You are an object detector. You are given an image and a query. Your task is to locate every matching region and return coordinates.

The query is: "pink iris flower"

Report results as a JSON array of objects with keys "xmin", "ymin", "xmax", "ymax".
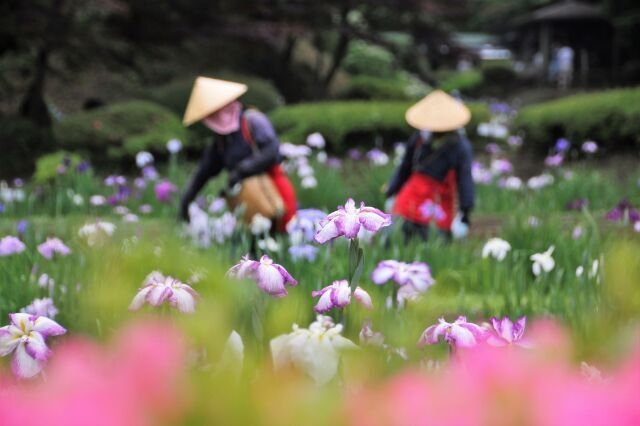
[
  {"xmin": 314, "ymin": 199, "xmax": 392, "ymax": 244},
  {"xmin": 312, "ymin": 280, "xmax": 373, "ymax": 313},
  {"xmin": 0, "ymin": 313, "xmax": 67, "ymax": 379},
  {"xmin": 372, "ymin": 260, "xmax": 435, "ymax": 293},
  {"xmin": 418, "ymin": 316, "xmax": 486, "ymax": 348},
  {"xmin": 486, "ymin": 316, "xmax": 532, "ymax": 347},
  {"xmin": 0, "ymin": 236, "xmax": 26, "ymax": 256},
  {"xmin": 37, "ymin": 237, "xmax": 71, "ymax": 260},
  {"xmin": 227, "ymin": 254, "xmax": 297, "ymax": 298},
  {"xmin": 154, "ymin": 180, "xmax": 178, "ymax": 203},
  {"xmin": 129, "ymin": 272, "xmax": 199, "ymax": 313}
]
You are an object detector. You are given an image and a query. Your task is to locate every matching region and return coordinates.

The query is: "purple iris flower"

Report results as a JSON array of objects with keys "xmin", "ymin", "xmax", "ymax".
[
  {"xmin": 76, "ymin": 161, "xmax": 90, "ymax": 173},
  {"xmin": 554, "ymin": 138, "xmax": 571, "ymax": 153},
  {"xmin": 21, "ymin": 298, "xmax": 59, "ymax": 319},
  {"xmin": 129, "ymin": 271, "xmax": 199, "ymax": 313},
  {"xmin": 0, "ymin": 313, "xmax": 66, "ymax": 379},
  {"xmin": 37, "ymin": 237, "xmax": 71, "ymax": 260},
  {"xmin": 490, "ymin": 102, "xmax": 511, "ymax": 115},
  {"xmin": 0, "ymin": 236, "xmax": 26, "ymax": 256},
  {"xmin": 372, "ymin": 260, "xmax": 435, "ymax": 293},
  {"xmin": 486, "ymin": 316, "xmax": 531, "ymax": 347},
  {"xmin": 565, "ymin": 198, "xmax": 588, "ymax": 211},
  {"xmin": 311, "ymin": 280, "xmax": 373, "ymax": 313},
  {"xmin": 418, "ymin": 316, "xmax": 486, "ymax": 348},
  {"xmin": 581, "ymin": 141, "xmax": 598, "ymax": 154},
  {"xmin": 348, "ymin": 149, "xmax": 362, "ymax": 160},
  {"xmin": 419, "ymin": 200, "xmax": 446, "ymax": 222},
  {"xmin": 485, "ymin": 143, "xmax": 502, "ymax": 155},
  {"xmin": 544, "ymin": 153, "xmax": 564, "ymax": 167},
  {"xmin": 314, "ymin": 199, "xmax": 391, "ymax": 244},
  {"xmin": 17, "ymin": 220, "xmax": 28, "ymax": 235},
  {"xmin": 104, "ymin": 175, "xmax": 126, "ymax": 187},
  {"xmin": 154, "ymin": 180, "xmax": 178, "ymax": 203},
  {"xmin": 227, "ymin": 255, "xmax": 297, "ymax": 298},
  {"xmin": 288, "ymin": 244, "xmax": 318, "ymax": 262},
  {"xmin": 142, "ymin": 165, "xmax": 159, "ymax": 181},
  {"xmin": 606, "ymin": 199, "xmax": 640, "ymax": 223},
  {"xmin": 326, "ymin": 157, "xmax": 342, "ymax": 169},
  {"xmin": 0, "ymin": 203, "xmax": 4, "ymax": 213}
]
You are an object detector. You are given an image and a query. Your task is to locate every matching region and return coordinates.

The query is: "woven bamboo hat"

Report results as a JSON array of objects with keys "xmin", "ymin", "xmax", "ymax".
[
  {"xmin": 405, "ymin": 90, "xmax": 471, "ymax": 132},
  {"xmin": 182, "ymin": 77, "xmax": 248, "ymax": 126}
]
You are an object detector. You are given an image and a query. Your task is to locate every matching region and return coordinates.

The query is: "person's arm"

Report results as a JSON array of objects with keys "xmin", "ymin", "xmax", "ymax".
[
  {"xmin": 456, "ymin": 138, "xmax": 475, "ymax": 224},
  {"xmin": 231, "ymin": 111, "xmax": 280, "ymax": 182},
  {"xmin": 179, "ymin": 143, "xmax": 223, "ymax": 221},
  {"xmin": 386, "ymin": 133, "xmax": 418, "ymax": 198}
]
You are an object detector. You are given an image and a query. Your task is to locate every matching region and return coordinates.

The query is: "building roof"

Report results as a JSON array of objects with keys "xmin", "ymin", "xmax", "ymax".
[{"xmin": 529, "ymin": 1, "xmax": 605, "ymax": 22}]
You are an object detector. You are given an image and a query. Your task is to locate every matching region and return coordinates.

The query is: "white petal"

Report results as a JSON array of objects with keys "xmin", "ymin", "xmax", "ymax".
[
  {"xmin": 171, "ymin": 288, "xmax": 197, "ymax": 313},
  {"xmin": 12, "ymin": 343, "xmax": 44, "ymax": 379},
  {"xmin": 270, "ymin": 334, "xmax": 293, "ymax": 370}
]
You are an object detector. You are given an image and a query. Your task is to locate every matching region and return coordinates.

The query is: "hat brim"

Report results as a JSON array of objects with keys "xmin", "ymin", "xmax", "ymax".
[
  {"xmin": 405, "ymin": 90, "xmax": 471, "ymax": 132},
  {"xmin": 183, "ymin": 77, "xmax": 248, "ymax": 126}
]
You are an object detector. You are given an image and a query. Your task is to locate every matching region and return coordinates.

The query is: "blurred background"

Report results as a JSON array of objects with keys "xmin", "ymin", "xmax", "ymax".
[{"xmin": 1, "ymin": 0, "xmax": 639, "ymax": 179}]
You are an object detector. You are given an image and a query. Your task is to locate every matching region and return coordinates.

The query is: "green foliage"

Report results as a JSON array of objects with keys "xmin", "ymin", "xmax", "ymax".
[
  {"xmin": 439, "ymin": 70, "xmax": 484, "ymax": 94},
  {"xmin": 33, "ymin": 151, "xmax": 83, "ymax": 183},
  {"xmin": 53, "ymin": 101, "xmax": 188, "ymax": 166},
  {"xmin": 269, "ymin": 100, "xmax": 490, "ymax": 151},
  {"xmin": 515, "ymin": 88, "xmax": 640, "ymax": 154},
  {"xmin": 338, "ymin": 73, "xmax": 428, "ymax": 101},
  {"xmin": 343, "ymin": 40, "xmax": 396, "ymax": 78},
  {"xmin": 147, "ymin": 73, "xmax": 285, "ymax": 116},
  {"xmin": 0, "ymin": 116, "xmax": 53, "ymax": 179}
]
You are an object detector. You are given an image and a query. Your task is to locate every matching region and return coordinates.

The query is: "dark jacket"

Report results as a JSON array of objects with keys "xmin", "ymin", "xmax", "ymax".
[
  {"xmin": 179, "ymin": 109, "xmax": 282, "ymax": 220},
  {"xmin": 386, "ymin": 131, "xmax": 475, "ymax": 213}
]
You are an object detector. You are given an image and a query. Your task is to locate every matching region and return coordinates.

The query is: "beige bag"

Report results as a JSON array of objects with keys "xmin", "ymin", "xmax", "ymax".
[{"xmin": 226, "ymin": 174, "xmax": 284, "ymax": 223}]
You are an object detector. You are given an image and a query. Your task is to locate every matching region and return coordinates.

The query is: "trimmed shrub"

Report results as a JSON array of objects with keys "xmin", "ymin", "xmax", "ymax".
[
  {"xmin": 439, "ymin": 70, "xmax": 484, "ymax": 95},
  {"xmin": 53, "ymin": 101, "xmax": 188, "ymax": 166},
  {"xmin": 147, "ymin": 73, "xmax": 284, "ymax": 116},
  {"xmin": 338, "ymin": 73, "xmax": 429, "ymax": 101},
  {"xmin": 33, "ymin": 151, "xmax": 83, "ymax": 183},
  {"xmin": 515, "ymin": 88, "xmax": 640, "ymax": 154},
  {"xmin": 343, "ymin": 41, "xmax": 396, "ymax": 78},
  {"xmin": 269, "ymin": 101, "xmax": 489, "ymax": 151},
  {"xmin": 0, "ymin": 116, "xmax": 53, "ymax": 179}
]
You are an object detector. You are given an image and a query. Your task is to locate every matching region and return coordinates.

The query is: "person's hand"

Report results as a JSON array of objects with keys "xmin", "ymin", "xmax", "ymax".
[{"xmin": 227, "ymin": 170, "xmax": 241, "ymax": 189}]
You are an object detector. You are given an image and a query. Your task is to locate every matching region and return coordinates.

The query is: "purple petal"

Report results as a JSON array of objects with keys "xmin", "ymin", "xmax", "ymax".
[
  {"xmin": 147, "ymin": 285, "xmax": 173, "ymax": 306},
  {"xmin": 358, "ymin": 208, "xmax": 392, "ymax": 232},
  {"xmin": 418, "ymin": 320, "xmax": 448, "ymax": 347},
  {"xmin": 337, "ymin": 213, "xmax": 361, "ymax": 239},
  {"xmin": 273, "ymin": 264, "xmax": 297, "ymax": 286},
  {"xmin": 256, "ymin": 264, "xmax": 287, "ymax": 297},
  {"xmin": 32, "ymin": 316, "xmax": 66, "ymax": 337},
  {"xmin": 371, "ymin": 262, "xmax": 396, "ymax": 285},
  {"xmin": 499, "ymin": 317, "xmax": 514, "ymax": 342},
  {"xmin": 129, "ymin": 286, "xmax": 153, "ymax": 310},
  {"xmin": 313, "ymin": 291, "xmax": 335, "ymax": 313},
  {"xmin": 354, "ymin": 287, "xmax": 373, "ymax": 309},
  {"xmin": 171, "ymin": 288, "xmax": 197, "ymax": 313},
  {"xmin": 311, "ymin": 287, "xmax": 329, "ymax": 298},
  {"xmin": 24, "ymin": 332, "xmax": 51, "ymax": 361},
  {"xmin": 314, "ymin": 219, "xmax": 341, "ymax": 244},
  {"xmin": 449, "ymin": 325, "xmax": 478, "ymax": 347},
  {"xmin": 12, "ymin": 344, "xmax": 44, "ymax": 379},
  {"xmin": 330, "ymin": 281, "xmax": 351, "ymax": 307},
  {"xmin": 513, "ymin": 316, "xmax": 526, "ymax": 340}
]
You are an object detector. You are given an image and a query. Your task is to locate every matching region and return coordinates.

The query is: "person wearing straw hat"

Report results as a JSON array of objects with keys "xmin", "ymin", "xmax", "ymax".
[
  {"xmin": 179, "ymin": 76, "xmax": 297, "ymax": 231},
  {"xmin": 384, "ymin": 90, "xmax": 475, "ymax": 242}
]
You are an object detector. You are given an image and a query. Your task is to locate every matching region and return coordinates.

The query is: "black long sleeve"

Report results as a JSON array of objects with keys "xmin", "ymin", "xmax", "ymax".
[
  {"xmin": 386, "ymin": 133, "xmax": 418, "ymax": 197},
  {"xmin": 456, "ymin": 138, "xmax": 475, "ymax": 212},
  {"xmin": 179, "ymin": 143, "xmax": 223, "ymax": 220}
]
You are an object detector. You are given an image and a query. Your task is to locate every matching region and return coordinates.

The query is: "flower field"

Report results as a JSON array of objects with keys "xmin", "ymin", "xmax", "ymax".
[{"xmin": 1, "ymin": 126, "xmax": 640, "ymax": 425}]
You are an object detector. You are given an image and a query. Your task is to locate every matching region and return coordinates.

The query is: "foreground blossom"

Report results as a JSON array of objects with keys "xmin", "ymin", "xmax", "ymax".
[
  {"xmin": 312, "ymin": 280, "xmax": 373, "ymax": 313},
  {"xmin": 0, "ymin": 236, "xmax": 26, "ymax": 256},
  {"xmin": 530, "ymin": 246, "xmax": 555, "ymax": 276},
  {"xmin": 129, "ymin": 272, "xmax": 198, "ymax": 313},
  {"xmin": 270, "ymin": 315, "xmax": 358, "ymax": 385},
  {"xmin": 154, "ymin": 180, "xmax": 178, "ymax": 203},
  {"xmin": 486, "ymin": 316, "xmax": 531, "ymax": 347},
  {"xmin": 418, "ymin": 316, "xmax": 486, "ymax": 348},
  {"xmin": 372, "ymin": 260, "xmax": 435, "ymax": 293},
  {"xmin": 0, "ymin": 313, "xmax": 66, "ymax": 378},
  {"xmin": 314, "ymin": 199, "xmax": 391, "ymax": 244},
  {"xmin": 227, "ymin": 255, "xmax": 297, "ymax": 298},
  {"xmin": 482, "ymin": 238, "xmax": 511, "ymax": 261},
  {"xmin": 37, "ymin": 237, "xmax": 71, "ymax": 260}
]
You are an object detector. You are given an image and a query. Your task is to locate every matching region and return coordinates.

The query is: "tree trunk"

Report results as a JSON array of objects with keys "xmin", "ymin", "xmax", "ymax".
[
  {"xmin": 20, "ymin": 47, "xmax": 51, "ymax": 128},
  {"xmin": 322, "ymin": 28, "xmax": 351, "ymax": 88}
]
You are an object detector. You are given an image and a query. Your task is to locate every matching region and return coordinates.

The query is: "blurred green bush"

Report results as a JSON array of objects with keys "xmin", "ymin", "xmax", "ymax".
[
  {"xmin": 0, "ymin": 116, "xmax": 53, "ymax": 179},
  {"xmin": 439, "ymin": 70, "xmax": 484, "ymax": 95},
  {"xmin": 343, "ymin": 41, "xmax": 397, "ymax": 78},
  {"xmin": 515, "ymin": 87, "xmax": 640, "ymax": 154},
  {"xmin": 269, "ymin": 100, "xmax": 489, "ymax": 151},
  {"xmin": 53, "ymin": 101, "xmax": 188, "ymax": 166},
  {"xmin": 33, "ymin": 151, "xmax": 83, "ymax": 183},
  {"xmin": 338, "ymin": 74, "xmax": 428, "ymax": 101}
]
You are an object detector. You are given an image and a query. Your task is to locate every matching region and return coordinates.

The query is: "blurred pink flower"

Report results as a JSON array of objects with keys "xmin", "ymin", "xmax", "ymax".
[
  {"xmin": 371, "ymin": 260, "xmax": 435, "ymax": 293},
  {"xmin": 0, "ymin": 321, "xmax": 188, "ymax": 426},
  {"xmin": 37, "ymin": 237, "xmax": 71, "ymax": 260},
  {"xmin": 486, "ymin": 316, "xmax": 532, "ymax": 347},
  {"xmin": 314, "ymin": 199, "xmax": 391, "ymax": 244},
  {"xmin": 154, "ymin": 180, "xmax": 178, "ymax": 203},
  {"xmin": 0, "ymin": 313, "xmax": 66, "ymax": 379},
  {"xmin": 0, "ymin": 236, "xmax": 26, "ymax": 256}
]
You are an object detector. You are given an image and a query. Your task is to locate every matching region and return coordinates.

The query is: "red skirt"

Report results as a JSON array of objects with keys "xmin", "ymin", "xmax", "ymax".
[
  {"xmin": 268, "ymin": 165, "xmax": 297, "ymax": 231},
  {"xmin": 393, "ymin": 171, "xmax": 456, "ymax": 230}
]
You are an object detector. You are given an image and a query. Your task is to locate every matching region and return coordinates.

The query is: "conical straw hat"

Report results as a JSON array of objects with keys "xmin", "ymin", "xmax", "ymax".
[
  {"xmin": 405, "ymin": 90, "xmax": 471, "ymax": 132},
  {"xmin": 182, "ymin": 77, "xmax": 248, "ymax": 126}
]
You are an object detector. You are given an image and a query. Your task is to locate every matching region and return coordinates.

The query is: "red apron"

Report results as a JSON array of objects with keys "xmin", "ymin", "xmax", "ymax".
[{"xmin": 393, "ymin": 171, "xmax": 456, "ymax": 231}]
